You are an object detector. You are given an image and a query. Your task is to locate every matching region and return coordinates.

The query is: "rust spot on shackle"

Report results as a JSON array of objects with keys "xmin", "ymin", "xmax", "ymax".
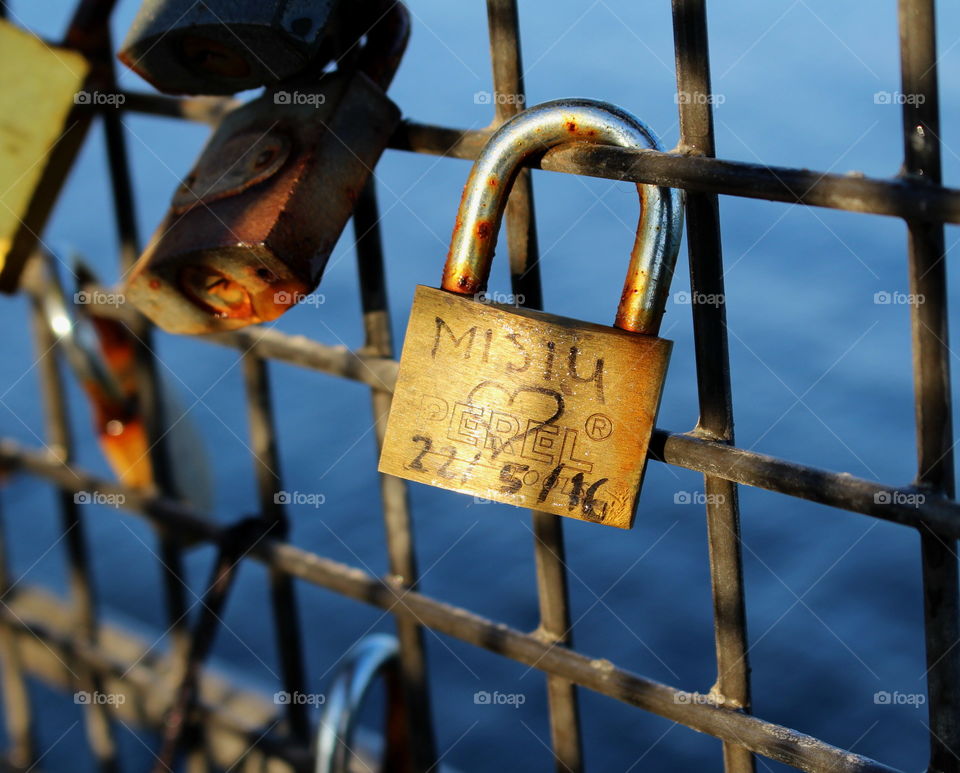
[{"xmin": 440, "ymin": 100, "xmax": 683, "ymax": 332}]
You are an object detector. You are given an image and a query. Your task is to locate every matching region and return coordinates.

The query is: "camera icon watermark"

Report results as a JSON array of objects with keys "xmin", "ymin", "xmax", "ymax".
[
  {"xmin": 674, "ymin": 491, "xmax": 726, "ymax": 506},
  {"xmin": 474, "ymin": 91, "xmax": 526, "ymax": 106},
  {"xmin": 74, "ymin": 289, "xmax": 125, "ymax": 308},
  {"xmin": 674, "ymin": 91, "xmax": 725, "ymax": 107},
  {"xmin": 874, "ymin": 490, "xmax": 925, "ymax": 508},
  {"xmin": 673, "ymin": 290, "xmax": 725, "ymax": 308},
  {"xmin": 874, "ymin": 91, "xmax": 925, "ymax": 106},
  {"xmin": 274, "ymin": 290, "xmax": 325, "ymax": 308},
  {"xmin": 874, "ymin": 690, "xmax": 925, "ymax": 707},
  {"xmin": 274, "ymin": 691, "xmax": 325, "ymax": 706},
  {"xmin": 274, "ymin": 90, "xmax": 327, "ymax": 108},
  {"xmin": 474, "ymin": 290, "xmax": 524, "ymax": 307},
  {"xmin": 474, "ymin": 690, "xmax": 526, "ymax": 708},
  {"xmin": 74, "ymin": 491, "xmax": 125, "ymax": 508},
  {"xmin": 74, "ymin": 90, "xmax": 126, "ymax": 108},
  {"xmin": 873, "ymin": 290, "xmax": 924, "ymax": 306},
  {"xmin": 274, "ymin": 491, "xmax": 326, "ymax": 508},
  {"xmin": 75, "ymin": 691, "xmax": 125, "ymax": 706},
  {"xmin": 472, "ymin": 488, "xmax": 502, "ymax": 505},
  {"xmin": 674, "ymin": 691, "xmax": 718, "ymax": 706}
]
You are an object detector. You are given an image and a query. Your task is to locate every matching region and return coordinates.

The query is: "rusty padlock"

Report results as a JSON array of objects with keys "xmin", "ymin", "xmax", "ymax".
[
  {"xmin": 122, "ymin": 3, "xmax": 409, "ymax": 334},
  {"xmin": 379, "ymin": 100, "xmax": 684, "ymax": 529},
  {"xmin": 119, "ymin": 0, "xmax": 357, "ymax": 95}
]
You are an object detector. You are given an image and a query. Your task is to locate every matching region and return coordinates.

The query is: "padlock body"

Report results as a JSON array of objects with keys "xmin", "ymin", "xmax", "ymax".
[
  {"xmin": 0, "ymin": 21, "xmax": 90, "ymax": 292},
  {"xmin": 379, "ymin": 287, "xmax": 672, "ymax": 529},
  {"xmin": 119, "ymin": 0, "xmax": 348, "ymax": 95},
  {"xmin": 125, "ymin": 69, "xmax": 400, "ymax": 334}
]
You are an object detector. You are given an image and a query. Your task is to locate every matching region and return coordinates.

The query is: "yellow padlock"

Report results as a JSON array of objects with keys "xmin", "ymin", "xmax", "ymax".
[
  {"xmin": 0, "ymin": 20, "xmax": 90, "ymax": 291},
  {"xmin": 379, "ymin": 100, "xmax": 684, "ymax": 529}
]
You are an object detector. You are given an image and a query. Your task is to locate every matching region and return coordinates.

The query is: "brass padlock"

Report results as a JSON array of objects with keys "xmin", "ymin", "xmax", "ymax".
[
  {"xmin": 379, "ymin": 100, "xmax": 684, "ymax": 529},
  {"xmin": 0, "ymin": 20, "xmax": 90, "ymax": 291},
  {"xmin": 123, "ymin": 3, "xmax": 409, "ymax": 334},
  {"xmin": 119, "ymin": 0, "xmax": 358, "ymax": 95}
]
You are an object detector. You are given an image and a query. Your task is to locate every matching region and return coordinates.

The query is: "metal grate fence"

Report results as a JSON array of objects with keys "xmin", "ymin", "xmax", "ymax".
[{"xmin": 0, "ymin": 0, "xmax": 958, "ymax": 771}]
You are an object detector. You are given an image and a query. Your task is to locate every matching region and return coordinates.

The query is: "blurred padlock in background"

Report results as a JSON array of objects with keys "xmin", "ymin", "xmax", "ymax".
[{"xmin": 119, "ymin": 0, "xmax": 353, "ymax": 96}]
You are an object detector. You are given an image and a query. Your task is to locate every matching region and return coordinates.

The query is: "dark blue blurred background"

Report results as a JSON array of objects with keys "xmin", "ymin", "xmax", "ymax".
[{"xmin": 2, "ymin": 0, "xmax": 960, "ymax": 770}]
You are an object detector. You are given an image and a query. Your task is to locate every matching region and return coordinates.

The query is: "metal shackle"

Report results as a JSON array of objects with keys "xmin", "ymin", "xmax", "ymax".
[{"xmin": 442, "ymin": 99, "xmax": 684, "ymax": 335}]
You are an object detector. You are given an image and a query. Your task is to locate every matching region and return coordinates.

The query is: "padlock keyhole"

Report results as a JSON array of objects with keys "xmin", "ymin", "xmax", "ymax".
[
  {"xmin": 179, "ymin": 35, "xmax": 252, "ymax": 80},
  {"xmin": 179, "ymin": 265, "xmax": 253, "ymax": 320}
]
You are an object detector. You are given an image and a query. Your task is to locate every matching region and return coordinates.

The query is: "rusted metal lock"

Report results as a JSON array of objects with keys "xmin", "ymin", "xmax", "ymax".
[
  {"xmin": 379, "ymin": 100, "xmax": 684, "ymax": 529},
  {"xmin": 122, "ymin": 3, "xmax": 408, "ymax": 334},
  {"xmin": 119, "ymin": 0, "xmax": 355, "ymax": 95}
]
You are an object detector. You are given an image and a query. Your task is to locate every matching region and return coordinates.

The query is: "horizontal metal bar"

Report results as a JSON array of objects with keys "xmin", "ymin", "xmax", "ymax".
[
  {"xmin": 396, "ymin": 122, "xmax": 960, "ymax": 224},
  {"xmin": 118, "ymin": 94, "xmax": 960, "ymax": 224},
  {"xmin": 650, "ymin": 431, "xmax": 960, "ymax": 536},
  {"xmin": 114, "ymin": 91, "xmax": 239, "ymax": 125},
  {"xmin": 207, "ymin": 326, "xmax": 399, "ymax": 391},
  {"xmin": 0, "ymin": 443, "xmax": 906, "ymax": 771}
]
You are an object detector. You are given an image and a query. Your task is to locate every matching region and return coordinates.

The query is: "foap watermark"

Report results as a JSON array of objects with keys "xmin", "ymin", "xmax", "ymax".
[
  {"xmin": 673, "ymin": 290, "xmax": 725, "ymax": 308},
  {"xmin": 274, "ymin": 290, "xmax": 325, "ymax": 307},
  {"xmin": 674, "ymin": 491, "xmax": 726, "ymax": 506},
  {"xmin": 874, "ymin": 490, "xmax": 925, "ymax": 508},
  {"xmin": 474, "ymin": 90, "xmax": 525, "ymax": 106},
  {"xmin": 274, "ymin": 90, "xmax": 326, "ymax": 108},
  {"xmin": 874, "ymin": 290, "xmax": 924, "ymax": 306},
  {"xmin": 75, "ymin": 289, "xmax": 125, "ymax": 308},
  {"xmin": 675, "ymin": 91, "xmax": 725, "ymax": 107},
  {"xmin": 473, "ymin": 488, "xmax": 502, "ymax": 505},
  {"xmin": 874, "ymin": 91, "xmax": 926, "ymax": 106},
  {"xmin": 274, "ymin": 690, "xmax": 325, "ymax": 706},
  {"xmin": 474, "ymin": 290, "xmax": 524, "ymax": 307},
  {"xmin": 674, "ymin": 691, "xmax": 720, "ymax": 706},
  {"xmin": 474, "ymin": 690, "xmax": 526, "ymax": 708},
  {"xmin": 274, "ymin": 491, "xmax": 326, "ymax": 508},
  {"xmin": 74, "ymin": 490, "xmax": 125, "ymax": 508},
  {"xmin": 874, "ymin": 690, "xmax": 925, "ymax": 707},
  {"xmin": 74, "ymin": 90, "xmax": 125, "ymax": 108},
  {"xmin": 75, "ymin": 691, "xmax": 125, "ymax": 706}
]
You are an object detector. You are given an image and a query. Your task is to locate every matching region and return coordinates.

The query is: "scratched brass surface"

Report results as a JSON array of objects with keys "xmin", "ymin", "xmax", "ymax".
[
  {"xmin": 0, "ymin": 21, "xmax": 89, "ymax": 289},
  {"xmin": 379, "ymin": 286, "xmax": 671, "ymax": 529}
]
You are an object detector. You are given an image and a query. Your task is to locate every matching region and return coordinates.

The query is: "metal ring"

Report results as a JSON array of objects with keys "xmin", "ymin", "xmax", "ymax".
[
  {"xmin": 33, "ymin": 250, "xmax": 123, "ymax": 405},
  {"xmin": 314, "ymin": 634, "xmax": 402, "ymax": 773},
  {"xmin": 441, "ymin": 98, "xmax": 684, "ymax": 335}
]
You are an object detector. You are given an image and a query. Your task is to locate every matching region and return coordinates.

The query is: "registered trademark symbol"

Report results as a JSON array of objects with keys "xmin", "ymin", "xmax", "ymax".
[{"xmin": 585, "ymin": 413, "xmax": 613, "ymax": 441}]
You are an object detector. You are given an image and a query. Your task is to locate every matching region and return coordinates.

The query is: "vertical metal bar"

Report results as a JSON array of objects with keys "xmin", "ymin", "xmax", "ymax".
[
  {"xmin": 486, "ymin": 2, "xmax": 583, "ymax": 771},
  {"xmin": 0, "ymin": 499, "xmax": 34, "ymax": 769},
  {"xmin": 670, "ymin": 3, "xmax": 753, "ymax": 772},
  {"xmin": 897, "ymin": 3, "xmax": 960, "ymax": 770},
  {"xmin": 153, "ymin": 517, "xmax": 263, "ymax": 773},
  {"xmin": 29, "ymin": 287, "xmax": 119, "ymax": 773},
  {"xmin": 98, "ymin": 33, "xmax": 191, "ymax": 669},
  {"xmin": 241, "ymin": 354, "xmax": 310, "ymax": 743},
  {"xmin": 97, "ymin": 28, "xmax": 206, "ymax": 769},
  {"xmin": 354, "ymin": 180, "xmax": 438, "ymax": 772}
]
